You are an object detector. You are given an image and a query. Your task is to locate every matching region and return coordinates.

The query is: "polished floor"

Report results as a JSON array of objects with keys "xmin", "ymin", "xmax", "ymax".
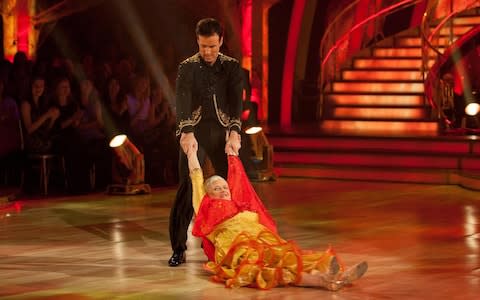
[{"xmin": 0, "ymin": 178, "xmax": 479, "ymax": 299}]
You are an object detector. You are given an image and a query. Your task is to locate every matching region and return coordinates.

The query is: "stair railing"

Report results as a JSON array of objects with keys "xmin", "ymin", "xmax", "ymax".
[
  {"xmin": 421, "ymin": 0, "xmax": 480, "ymax": 116},
  {"xmin": 319, "ymin": 0, "xmax": 422, "ymax": 120}
]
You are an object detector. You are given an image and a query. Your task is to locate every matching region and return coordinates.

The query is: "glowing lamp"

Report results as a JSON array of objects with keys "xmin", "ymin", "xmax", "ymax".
[
  {"xmin": 242, "ymin": 101, "xmax": 263, "ymax": 135},
  {"xmin": 465, "ymin": 103, "xmax": 480, "ymax": 116},
  {"xmin": 107, "ymin": 134, "xmax": 151, "ymax": 194},
  {"xmin": 109, "ymin": 134, "xmax": 128, "ymax": 148},
  {"xmin": 245, "ymin": 126, "xmax": 262, "ymax": 135},
  {"xmin": 239, "ymin": 101, "xmax": 275, "ymax": 182},
  {"xmin": 240, "ymin": 130, "xmax": 275, "ymax": 182}
]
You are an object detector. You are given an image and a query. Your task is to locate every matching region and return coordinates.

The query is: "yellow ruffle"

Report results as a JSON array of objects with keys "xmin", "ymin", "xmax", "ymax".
[{"xmin": 204, "ymin": 229, "xmax": 335, "ymax": 289}]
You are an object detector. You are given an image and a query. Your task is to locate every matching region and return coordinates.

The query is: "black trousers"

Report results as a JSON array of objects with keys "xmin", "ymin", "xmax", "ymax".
[{"xmin": 169, "ymin": 120, "xmax": 228, "ymax": 253}]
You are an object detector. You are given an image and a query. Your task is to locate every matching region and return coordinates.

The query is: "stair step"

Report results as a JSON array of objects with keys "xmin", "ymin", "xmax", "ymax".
[
  {"xmin": 274, "ymin": 165, "xmax": 480, "ymax": 189},
  {"xmin": 438, "ymin": 25, "xmax": 474, "ymax": 35},
  {"xmin": 273, "ymin": 151, "xmax": 480, "ymax": 171},
  {"xmin": 353, "ymin": 58, "xmax": 428, "ymax": 69},
  {"xmin": 274, "ymin": 151, "xmax": 460, "ymax": 169},
  {"xmin": 268, "ymin": 136, "xmax": 473, "ymax": 155},
  {"xmin": 462, "ymin": 156, "xmax": 480, "ymax": 169},
  {"xmin": 453, "ymin": 15, "xmax": 480, "ymax": 25},
  {"xmin": 395, "ymin": 27, "xmax": 420, "ymax": 37},
  {"xmin": 326, "ymin": 94, "xmax": 424, "ymax": 106},
  {"xmin": 342, "ymin": 69, "xmax": 423, "ymax": 81},
  {"xmin": 321, "ymin": 120, "xmax": 438, "ymax": 135},
  {"xmin": 474, "ymin": 142, "xmax": 480, "ymax": 154},
  {"xmin": 396, "ymin": 36, "xmax": 452, "ymax": 47},
  {"xmin": 331, "ymin": 107, "xmax": 427, "ymax": 119},
  {"xmin": 332, "ymin": 81, "xmax": 424, "ymax": 93},
  {"xmin": 373, "ymin": 47, "xmax": 422, "ymax": 57}
]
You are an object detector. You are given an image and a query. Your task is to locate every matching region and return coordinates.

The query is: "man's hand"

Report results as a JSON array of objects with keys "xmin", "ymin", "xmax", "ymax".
[
  {"xmin": 180, "ymin": 132, "xmax": 198, "ymax": 156},
  {"xmin": 225, "ymin": 130, "xmax": 241, "ymax": 156}
]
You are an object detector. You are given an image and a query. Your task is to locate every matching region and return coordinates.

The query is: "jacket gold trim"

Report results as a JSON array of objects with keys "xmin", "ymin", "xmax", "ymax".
[{"xmin": 176, "ymin": 106, "xmax": 202, "ymax": 136}]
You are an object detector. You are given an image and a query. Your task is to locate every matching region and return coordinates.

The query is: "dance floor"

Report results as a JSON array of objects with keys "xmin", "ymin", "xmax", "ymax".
[{"xmin": 1, "ymin": 178, "xmax": 479, "ymax": 299}]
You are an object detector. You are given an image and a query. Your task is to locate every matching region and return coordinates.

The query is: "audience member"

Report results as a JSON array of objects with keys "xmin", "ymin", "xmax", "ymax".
[
  {"xmin": 77, "ymin": 78, "xmax": 104, "ymax": 140},
  {"xmin": 77, "ymin": 78, "xmax": 110, "ymax": 189},
  {"xmin": 102, "ymin": 76, "xmax": 130, "ymax": 137},
  {"xmin": 0, "ymin": 45, "xmax": 183, "ymax": 194},
  {"xmin": 51, "ymin": 77, "xmax": 93, "ymax": 194},
  {"xmin": 127, "ymin": 74, "xmax": 151, "ymax": 144},
  {"xmin": 20, "ymin": 75, "xmax": 59, "ymax": 153},
  {"xmin": 143, "ymin": 83, "xmax": 178, "ymax": 185}
]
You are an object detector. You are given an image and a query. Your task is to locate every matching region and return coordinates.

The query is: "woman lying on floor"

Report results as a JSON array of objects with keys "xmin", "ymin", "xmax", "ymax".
[{"xmin": 187, "ymin": 146, "xmax": 368, "ymax": 290}]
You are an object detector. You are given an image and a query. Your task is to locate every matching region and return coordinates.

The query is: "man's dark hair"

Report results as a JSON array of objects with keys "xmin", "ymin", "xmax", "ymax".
[{"xmin": 196, "ymin": 18, "xmax": 223, "ymax": 39}]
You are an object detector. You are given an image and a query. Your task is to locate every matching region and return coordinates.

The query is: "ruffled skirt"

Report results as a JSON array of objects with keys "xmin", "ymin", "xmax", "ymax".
[{"xmin": 204, "ymin": 230, "xmax": 336, "ymax": 289}]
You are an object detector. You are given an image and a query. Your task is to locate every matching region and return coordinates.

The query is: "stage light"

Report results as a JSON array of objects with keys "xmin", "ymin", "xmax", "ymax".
[
  {"xmin": 240, "ymin": 130, "xmax": 275, "ymax": 182},
  {"xmin": 243, "ymin": 100, "xmax": 263, "ymax": 135},
  {"xmin": 107, "ymin": 134, "xmax": 151, "ymax": 195},
  {"xmin": 465, "ymin": 103, "xmax": 480, "ymax": 116},
  {"xmin": 245, "ymin": 126, "xmax": 262, "ymax": 135},
  {"xmin": 239, "ymin": 101, "xmax": 275, "ymax": 182}
]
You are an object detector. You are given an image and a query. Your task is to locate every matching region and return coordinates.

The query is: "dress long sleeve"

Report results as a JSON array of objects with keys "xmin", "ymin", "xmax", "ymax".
[{"xmin": 190, "ymin": 168, "xmax": 205, "ymax": 214}]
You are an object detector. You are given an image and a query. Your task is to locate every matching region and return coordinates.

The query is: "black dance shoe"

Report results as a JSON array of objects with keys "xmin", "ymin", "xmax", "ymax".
[{"xmin": 168, "ymin": 251, "xmax": 186, "ymax": 267}]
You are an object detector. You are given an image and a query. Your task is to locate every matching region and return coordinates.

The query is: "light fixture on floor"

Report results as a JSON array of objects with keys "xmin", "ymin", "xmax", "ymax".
[
  {"xmin": 465, "ymin": 103, "xmax": 480, "ymax": 117},
  {"xmin": 240, "ymin": 101, "xmax": 275, "ymax": 182},
  {"xmin": 242, "ymin": 100, "xmax": 263, "ymax": 135},
  {"xmin": 460, "ymin": 90, "xmax": 480, "ymax": 134},
  {"xmin": 107, "ymin": 134, "xmax": 151, "ymax": 195}
]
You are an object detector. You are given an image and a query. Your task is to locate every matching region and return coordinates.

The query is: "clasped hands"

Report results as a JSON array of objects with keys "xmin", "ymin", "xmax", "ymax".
[
  {"xmin": 180, "ymin": 131, "xmax": 241, "ymax": 157},
  {"xmin": 225, "ymin": 130, "xmax": 241, "ymax": 156}
]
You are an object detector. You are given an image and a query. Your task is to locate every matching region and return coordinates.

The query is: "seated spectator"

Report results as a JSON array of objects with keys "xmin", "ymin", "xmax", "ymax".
[
  {"xmin": 50, "ymin": 77, "xmax": 92, "ymax": 194},
  {"xmin": 102, "ymin": 76, "xmax": 130, "ymax": 137},
  {"xmin": 127, "ymin": 74, "xmax": 151, "ymax": 143},
  {"xmin": 77, "ymin": 78, "xmax": 105, "ymax": 140},
  {"xmin": 143, "ymin": 83, "xmax": 178, "ymax": 185},
  {"xmin": 147, "ymin": 83, "xmax": 176, "ymax": 131},
  {"xmin": 77, "ymin": 77, "xmax": 109, "ymax": 189},
  {"xmin": 20, "ymin": 75, "xmax": 59, "ymax": 153}
]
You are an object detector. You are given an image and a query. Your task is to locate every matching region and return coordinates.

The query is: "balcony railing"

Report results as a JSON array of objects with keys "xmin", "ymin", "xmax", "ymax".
[{"xmin": 421, "ymin": 0, "xmax": 480, "ymax": 115}]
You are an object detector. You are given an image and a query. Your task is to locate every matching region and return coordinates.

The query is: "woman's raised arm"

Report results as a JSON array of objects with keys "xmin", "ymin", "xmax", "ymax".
[{"xmin": 187, "ymin": 149, "xmax": 205, "ymax": 214}]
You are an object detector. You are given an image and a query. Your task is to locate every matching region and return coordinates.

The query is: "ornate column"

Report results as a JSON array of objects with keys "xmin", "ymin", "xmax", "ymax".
[
  {"xmin": 1, "ymin": 0, "xmax": 37, "ymax": 60},
  {"xmin": 2, "ymin": 0, "xmax": 17, "ymax": 59},
  {"xmin": 251, "ymin": 0, "xmax": 280, "ymax": 121}
]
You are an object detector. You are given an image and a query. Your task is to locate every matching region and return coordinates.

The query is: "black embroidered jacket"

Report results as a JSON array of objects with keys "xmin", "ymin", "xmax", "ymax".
[{"xmin": 175, "ymin": 53, "xmax": 243, "ymax": 136}]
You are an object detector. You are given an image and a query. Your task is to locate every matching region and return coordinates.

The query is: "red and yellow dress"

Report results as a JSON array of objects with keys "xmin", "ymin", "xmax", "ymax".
[{"xmin": 191, "ymin": 156, "xmax": 337, "ymax": 289}]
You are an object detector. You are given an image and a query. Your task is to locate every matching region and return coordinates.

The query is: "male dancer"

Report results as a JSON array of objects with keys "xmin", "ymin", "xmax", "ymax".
[{"xmin": 168, "ymin": 18, "xmax": 243, "ymax": 266}]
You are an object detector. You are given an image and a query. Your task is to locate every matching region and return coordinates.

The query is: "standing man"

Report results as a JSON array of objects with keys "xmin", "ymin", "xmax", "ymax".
[{"xmin": 168, "ymin": 18, "xmax": 243, "ymax": 266}]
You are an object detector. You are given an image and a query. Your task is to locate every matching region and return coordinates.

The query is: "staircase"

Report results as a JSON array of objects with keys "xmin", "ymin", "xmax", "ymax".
[
  {"xmin": 321, "ymin": 12, "xmax": 480, "ymax": 136},
  {"xmin": 268, "ymin": 9, "xmax": 480, "ymax": 190}
]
